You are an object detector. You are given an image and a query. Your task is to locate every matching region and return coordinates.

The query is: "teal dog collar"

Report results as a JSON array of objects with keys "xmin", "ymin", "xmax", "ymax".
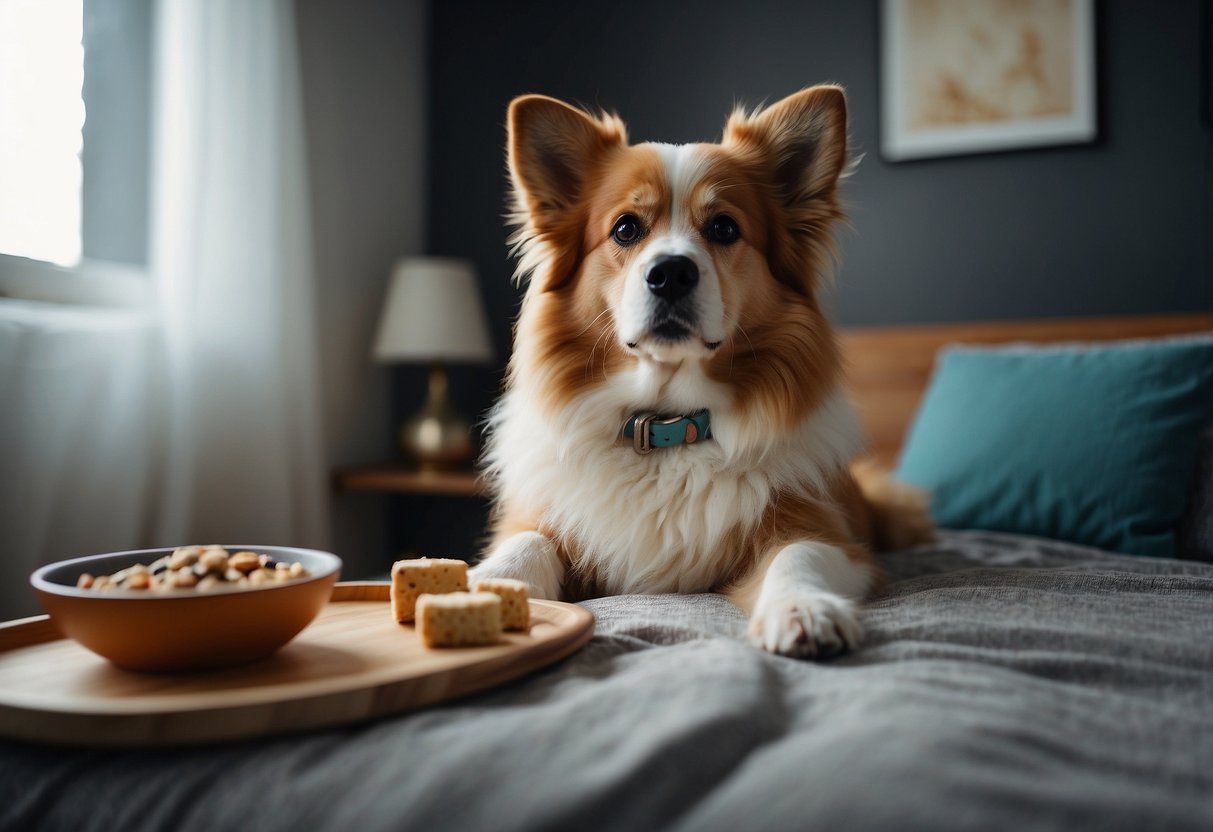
[{"xmin": 623, "ymin": 410, "xmax": 712, "ymax": 454}]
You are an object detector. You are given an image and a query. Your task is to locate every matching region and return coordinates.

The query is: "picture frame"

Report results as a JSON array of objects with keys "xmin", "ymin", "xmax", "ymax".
[{"xmin": 881, "ymin": 0, "xmax": 1097, "ymax": 161}]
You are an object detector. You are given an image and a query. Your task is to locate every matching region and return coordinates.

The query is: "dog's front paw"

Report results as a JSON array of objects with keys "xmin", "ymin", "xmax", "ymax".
[
  {"xmin": 747, "ymin": 593, "xmax": 862, "ymax": 659},
  {"xmin": 468, "ymin": 531, "xmax": 563, "ymax": 600},
  {"xmin": 468, "ymin": 563, "xmax": 552, "ymax": 600}
]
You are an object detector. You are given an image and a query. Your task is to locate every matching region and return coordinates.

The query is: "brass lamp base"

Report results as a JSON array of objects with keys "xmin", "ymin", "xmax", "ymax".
[{"xmin": 400, "ymin": 362, "xmax": 473, "ymax": 471}]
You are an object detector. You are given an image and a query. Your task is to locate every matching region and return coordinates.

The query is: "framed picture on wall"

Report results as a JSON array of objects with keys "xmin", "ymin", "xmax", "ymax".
[{"xmin": 881, "ymin": 0, "xmax": 1097, "ymax": 161}]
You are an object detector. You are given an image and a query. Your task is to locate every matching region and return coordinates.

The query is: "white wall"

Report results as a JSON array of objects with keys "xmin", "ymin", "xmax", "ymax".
[{"xmin": 295, "ymin": 0, "xmax": 429, "ymax": 578}]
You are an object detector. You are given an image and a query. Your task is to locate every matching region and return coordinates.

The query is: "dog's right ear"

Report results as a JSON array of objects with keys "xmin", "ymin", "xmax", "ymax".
[{"xmin": 507, "ymin": 95, "xmax": 627, "ymax": 227}]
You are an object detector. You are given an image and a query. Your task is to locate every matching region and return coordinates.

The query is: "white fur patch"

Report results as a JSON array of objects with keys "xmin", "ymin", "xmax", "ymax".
[
  {"xmin": 618, "ymin": 143, "xmax": 726, "ymax": 361},
  {"xmin": 756, "ymin": 540, "xmax": 874, "ymax": 602},
  {"xmin": 484, "ymin": 362, "xmax": 864, "ymax": 595},
  {"xmin": 653, "ymin": 142, "xmax": 708, "ymax": 230},
  {"xmin": 747, "ymin": 541, "xmax": 875, "ymax": 657}
]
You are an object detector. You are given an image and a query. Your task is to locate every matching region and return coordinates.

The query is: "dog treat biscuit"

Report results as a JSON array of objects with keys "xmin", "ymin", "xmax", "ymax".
[
  {"xmin": 415, "ymin": 592, "xmax": 502, "ymax": 647},
  {"xmin": 473, "ymin": 578, "xmax": 530, "ymax": 630},
  {"xmin": 390, "ymin": 558, "xmax": 468, "ymax": 623}
]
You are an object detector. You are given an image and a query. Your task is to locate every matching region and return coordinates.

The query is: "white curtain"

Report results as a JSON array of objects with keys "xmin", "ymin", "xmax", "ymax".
[
  {"xmin": 0, "ymin": 0, "xmax": 329, "ymax": 618},
  {"xmin": 150, "ymin": 0, "xmax": 329, "ymax": 548},
  {"xmin": 0, "ymin": 302, "xmax": 158, "ymax": 617}
]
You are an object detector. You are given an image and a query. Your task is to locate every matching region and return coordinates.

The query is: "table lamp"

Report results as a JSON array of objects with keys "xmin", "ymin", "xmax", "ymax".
[{"xmin": 372, "ymin": 257, "xmax": 494, "ymax": 470}]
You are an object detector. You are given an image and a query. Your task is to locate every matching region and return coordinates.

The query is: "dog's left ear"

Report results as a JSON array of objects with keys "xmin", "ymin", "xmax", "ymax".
[{"xmin": 724, "ymin": 85, "xmax": 848, "ymax": 209}]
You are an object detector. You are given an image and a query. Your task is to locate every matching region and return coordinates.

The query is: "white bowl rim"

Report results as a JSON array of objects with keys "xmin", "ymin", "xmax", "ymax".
[{"xmin": 30, "ymin": 545, "xmax": 343, "ymax": 601}]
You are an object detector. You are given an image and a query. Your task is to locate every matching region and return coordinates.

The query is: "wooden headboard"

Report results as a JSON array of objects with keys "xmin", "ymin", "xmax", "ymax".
[{"xmin": 840, "ymin": 313, "xmax": 1213, "ymax": 468}]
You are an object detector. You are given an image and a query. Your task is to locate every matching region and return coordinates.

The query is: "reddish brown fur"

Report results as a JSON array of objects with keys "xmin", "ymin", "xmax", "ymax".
[{"xmin": 494, "ymin": 87, "xmax": 933, "ymax": 604}]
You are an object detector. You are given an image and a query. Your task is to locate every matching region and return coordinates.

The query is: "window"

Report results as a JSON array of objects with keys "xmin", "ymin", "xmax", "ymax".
[
  {"xmin": 0, "ymin": 0, "xmax": 85, "ymax": 267},
  {"xmin": 0, "ymin": 0, "xmax": 152, "ymax": 307}
]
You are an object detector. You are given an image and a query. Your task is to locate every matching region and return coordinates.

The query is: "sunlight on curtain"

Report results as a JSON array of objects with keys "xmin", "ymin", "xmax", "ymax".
[
  {"xmin": 150, "ymin": 0, "xmax": 330, "ymax": 549},
  {"xmin": 0, "ymin": 0, "xmax": 331, "ymax": 618}
]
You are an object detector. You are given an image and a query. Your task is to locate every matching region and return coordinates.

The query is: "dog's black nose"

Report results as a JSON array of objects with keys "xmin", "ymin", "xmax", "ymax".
[{"xmin": 645, "ymin": 255, "xmax": 699, "ymax": 302}]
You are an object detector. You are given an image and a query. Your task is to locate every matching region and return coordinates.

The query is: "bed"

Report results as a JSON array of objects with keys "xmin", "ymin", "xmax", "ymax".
[{"xmin": 2, "ymin": 314, "xmax": 1212, "ymax": 832}]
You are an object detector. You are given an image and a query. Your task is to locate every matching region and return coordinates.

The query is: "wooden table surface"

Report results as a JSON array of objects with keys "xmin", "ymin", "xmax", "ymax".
[{"xmin": 0, "ymin": 584, "xmax": 593, "ymax": 746}]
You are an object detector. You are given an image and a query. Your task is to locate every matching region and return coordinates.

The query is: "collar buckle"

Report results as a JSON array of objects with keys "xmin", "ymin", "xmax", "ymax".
[
  {"xmin": 632, "ymin": 413, "xmax": 655, "ymax": 454},
  {"xmin": 631, "ymin": 412, "xmax": 686, "ymax": 455}
]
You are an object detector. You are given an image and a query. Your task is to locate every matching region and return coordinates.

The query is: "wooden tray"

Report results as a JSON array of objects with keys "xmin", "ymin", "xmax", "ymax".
[{"xmin": 0, "ymin": 582, "xmax": 593, "ymax": 747}]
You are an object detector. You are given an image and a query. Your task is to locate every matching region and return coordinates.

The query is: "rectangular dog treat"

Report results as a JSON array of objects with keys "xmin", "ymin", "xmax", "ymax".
[
  {"xmin": 473, "ymin": 578, "xmax": 530, "ymax": 630},
  {"xmin": 416, "ymin": 592, "xmax": 502, "ymax": 647},
  {"xmin": 390, "ymin": 558, "xmax": 468, "ymax": 623}
]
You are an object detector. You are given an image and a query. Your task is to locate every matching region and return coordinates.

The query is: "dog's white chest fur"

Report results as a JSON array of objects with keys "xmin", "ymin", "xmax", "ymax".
[{"xmin": 485, "ymin": 364, "xmax": 862, "ymax": 595}]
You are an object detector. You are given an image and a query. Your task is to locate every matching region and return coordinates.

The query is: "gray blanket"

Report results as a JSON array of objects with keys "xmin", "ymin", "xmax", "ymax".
[{"xmin": 3, "ymin": 531, "xmax": 1212, "ymax": 832}]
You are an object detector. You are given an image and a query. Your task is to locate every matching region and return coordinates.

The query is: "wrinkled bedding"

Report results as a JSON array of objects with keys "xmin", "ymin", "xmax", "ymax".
[{"xmin": 2, "ymin": 531, "xmax": 1212, "ymax": 832}]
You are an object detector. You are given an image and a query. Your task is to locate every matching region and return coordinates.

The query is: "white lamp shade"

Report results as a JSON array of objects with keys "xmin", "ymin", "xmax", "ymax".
[{"xmin": 372, "ymin": 257, "xmax": 494, "ymax": 364}]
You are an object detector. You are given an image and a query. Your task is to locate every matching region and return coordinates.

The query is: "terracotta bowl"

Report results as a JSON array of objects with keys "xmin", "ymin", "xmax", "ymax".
[{"xmin": 30, "ymin": 546, "xmax": 341, "ymax": 673}]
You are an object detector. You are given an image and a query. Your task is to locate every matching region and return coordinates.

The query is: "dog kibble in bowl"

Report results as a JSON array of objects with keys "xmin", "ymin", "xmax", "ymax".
[{"xmin": 75, "ymin": 545, "xmax": 311, "ymax": 593}]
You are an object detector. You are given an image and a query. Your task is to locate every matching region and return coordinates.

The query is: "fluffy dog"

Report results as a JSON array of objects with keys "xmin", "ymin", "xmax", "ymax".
[{"xmin": 470, "ymin": 85, "xmax": 933, "ymax": 658}]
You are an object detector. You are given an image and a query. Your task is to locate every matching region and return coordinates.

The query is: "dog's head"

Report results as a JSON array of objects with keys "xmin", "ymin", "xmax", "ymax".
[{"xmin": 506, "ymin": 85, "xmax": 850, "ymax": 428}]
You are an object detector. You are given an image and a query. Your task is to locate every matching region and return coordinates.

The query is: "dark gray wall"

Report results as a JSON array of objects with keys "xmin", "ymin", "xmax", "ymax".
[
  {"xmin": 408, "ymin": 0, "xmax": 1211, "ymax": 559},
  {"xmin": 428, "ymin": 0, "xmax": 1208, "ymax": 348},
  {"xmin": 297, "ymin": 0, "xmax": 429, "ymax": 577}
]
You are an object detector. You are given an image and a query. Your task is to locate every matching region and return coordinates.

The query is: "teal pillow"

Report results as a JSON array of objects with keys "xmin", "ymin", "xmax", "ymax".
[{"xmin": 896, "ymin": 337, "xmax": 1213, "ymax": 557}]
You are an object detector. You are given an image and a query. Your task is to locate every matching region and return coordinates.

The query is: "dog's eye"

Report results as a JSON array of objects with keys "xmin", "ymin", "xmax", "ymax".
[
  {"xmin": 707, "ymin": 214, "xmax": 740, "ymax": 245},
  {"xmin": 612, "ymin": 215, "xmax": 643, "ymax": 247}
]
